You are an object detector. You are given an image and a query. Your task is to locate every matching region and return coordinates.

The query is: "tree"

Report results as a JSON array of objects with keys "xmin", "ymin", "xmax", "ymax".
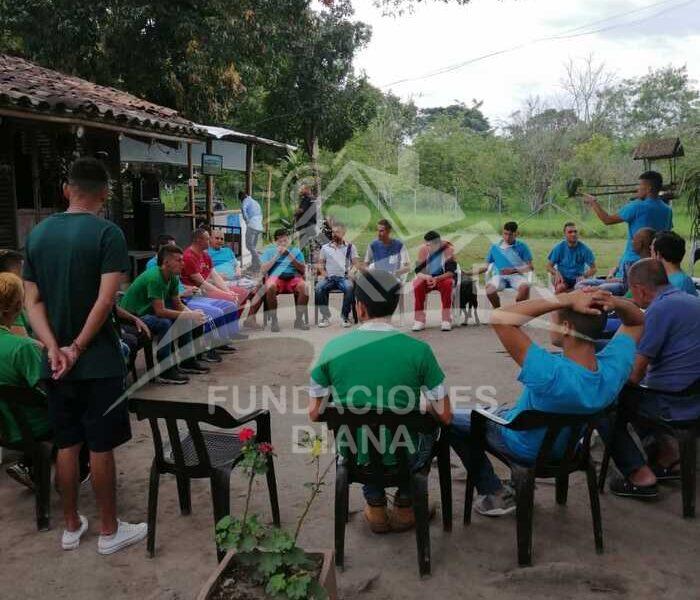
[
  {"xmin": 560, "ymin": 54, "xmax": 614, "ymax": 125},
  {"xmin": 416, "ymin": 101, "xmax": 490, "ymax": 134}
]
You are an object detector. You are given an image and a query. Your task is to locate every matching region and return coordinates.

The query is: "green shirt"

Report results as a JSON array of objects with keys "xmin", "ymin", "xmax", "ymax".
[
  {"xmin": 119, "ymin": 267, "xmax": 180, "ymax": 317},
  {"xmin": 23, "ymin": 212, "xmax": 129, "ymax": 380},
  {"xmin": 12, "ymin": 310, "xmax": 29, "ymax": 333},
  {"xmin": 310, "ymin": 323, "xmax": 445, "ymax": 465},
  {"xmin": 0, "ymin": 327, "xmax": 50, "ymax": 445}
]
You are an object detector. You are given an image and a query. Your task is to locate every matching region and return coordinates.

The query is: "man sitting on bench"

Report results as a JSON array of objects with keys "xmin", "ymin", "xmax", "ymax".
[
  {"xmin": 603, "ymin": 259, "xmax": 700, "ymax": 498},
  {"xmin": 449, "ymin": 288, "xmax": 643, "ymax": 516}
]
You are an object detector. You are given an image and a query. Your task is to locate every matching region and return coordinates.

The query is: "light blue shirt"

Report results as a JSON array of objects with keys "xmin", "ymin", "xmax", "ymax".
[
  {"xmin": 241, "ymin": 196, "xmax": 263, "ymax": 232},
  {"xmin": 486, "ymin": 240, "xmax": 533, "ymax": 274},
  {"xmin": 502, "ymin": 335, "xmax": 636, "ymax": 462},
  {"xmin": 668, "ymin": 271, "xmax": 698, "ymax": 296},
  {"xmin": 260, "ymin": 244, "xmax": 304, "ymax": 278},
  {"xmin": 208, "ymin": 246, "xmax": 239, "ymax": 280},
  {"xmin": 618, "ymin": 197, "xmax": 673, "ymax": 265},
  {"xmin": 547, "ymin": 240, "xmax": 595, "ymax": 281}
]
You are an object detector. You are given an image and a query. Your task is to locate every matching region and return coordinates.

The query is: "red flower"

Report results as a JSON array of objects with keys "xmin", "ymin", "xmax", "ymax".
[
  {"xmin": 238, "ymin": 428, "xmax": 255, "ymax": 443},
  {"xmin": 258, "ymin": 442, "xmax": 274, "ymax": 455}
]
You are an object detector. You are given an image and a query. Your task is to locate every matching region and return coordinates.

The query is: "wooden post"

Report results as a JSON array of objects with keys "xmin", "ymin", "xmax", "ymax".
[
  {"xmin": 265, "ymin": 167, "xmax": 272, "ymax": 239},
  {"xmin": 187, "ymin": 142, "xmax": 196, "ymax": 230},
  {"xmin": 205, "ymin": 138, "xmax": 214, "ymax": 226},
  {"xmin": 245, "ymin": 143, "xmax": 254, "ymax": 196}
]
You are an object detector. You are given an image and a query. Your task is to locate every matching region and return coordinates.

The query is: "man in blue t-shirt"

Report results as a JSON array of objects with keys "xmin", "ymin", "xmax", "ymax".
[
  {"xmin": 449, "ymin": 288, "xmax": 643, "ymax": 516},
  {"xmin": 604, "ymin": 259, "xmax": 700, "ymax": 499},
  {"xmin": 364, "ymin": 219, "xmax": 410, "ymax": 276},
  {"xmin": 584, "ymin": 171, "xmax": 672, "ymax": 273},
  {"xmin": 547, "ymin": 222, "xmax": 596, "ymax": 293},
  {"xmin": 482, "ymin": 221, "xmax": 533, "ymax": 308},
  {"xmin": 651, "ymin": 230, "xmax": 698, "ymax": 296},
  {"xmin": 239, "ymin": 191, "xmax": 264, "ymax": 273}
]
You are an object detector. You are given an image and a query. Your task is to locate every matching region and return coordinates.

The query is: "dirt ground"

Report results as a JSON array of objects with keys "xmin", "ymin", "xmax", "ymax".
[{"xmin": 1, "ymin": 296, "xmax": 699, "ymax": 600}]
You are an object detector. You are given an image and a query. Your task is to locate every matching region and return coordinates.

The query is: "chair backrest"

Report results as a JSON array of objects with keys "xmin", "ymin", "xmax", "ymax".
[
  {"xmin": 0, "ymin": 385, "xmax": 49, "ymax": 451},
  {"xmin": 129, "ymin": 397, "xmax": 242, "ymax": 476},
  {"xmin": 504, "ymin": 409, "xmax": 607, "ymax": 474},
  {"xmin": 316, "ymin": 406, "xmax": 441, "ymax": 486}
]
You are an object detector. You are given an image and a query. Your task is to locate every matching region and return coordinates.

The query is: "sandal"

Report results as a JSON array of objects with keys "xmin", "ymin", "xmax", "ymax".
[
  {"xmin": 609, "ymin": 477, "xmax": 658, "ymax": 498},
  {"xmin": 652, "ymin": 460, "xmax": 681, "ymax": 481}
]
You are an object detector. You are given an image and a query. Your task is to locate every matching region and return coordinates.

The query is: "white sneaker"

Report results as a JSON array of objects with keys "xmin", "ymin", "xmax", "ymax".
[
  {"xmin": 318, "ymin": 317, "xmax": 330, "ymax": 328},
  {"xmin": 62, "ymin": 514, "xmax": 88, "ymax": 551},
  {"xmin": 411, "ymin": 321, "xmax": 426, "ymax": 332},
  {"xmin": 341, "ymin": 318, "xmax": 352, "ymax": 328},
  {"xmin": 97, "ymin": 520, "xmax": 147, "ymax": 555},
  {"xmin": 441, "ymin": 321, "xmax": 452, "ymax": 332}
]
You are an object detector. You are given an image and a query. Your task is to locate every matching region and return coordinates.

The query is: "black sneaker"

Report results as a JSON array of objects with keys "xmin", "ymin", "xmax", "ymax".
[
  {"xmin": 156, "ymin": 368, "xmax": 190, "ymax": 385},
  {"xmin": 217, "ymin": 344, "xmax": 237, "ymax": 354},
  {"xmin": 294, "ymin": 319, "xmax": 309, "ymax": 331},
  {"xmin": 179, "ymin": 359, "xmax": 210, "ymax": 374},
  {"xmin": 228, "ymin": 332, "xmax": 249, "ymax": 341},
  {"xmin": 6, "ymin": 462, "xmax": 34, "ymax": 491},
  {"xmin": 200, "ymin": 349, "xmax": 223, "ymax": 363}
]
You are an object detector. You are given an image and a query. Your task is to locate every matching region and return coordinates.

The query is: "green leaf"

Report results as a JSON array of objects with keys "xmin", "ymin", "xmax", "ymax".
[
  {"xmin": 257, "ymin": 551, "xmax": 285, "ymax": 576},
  {"xmin": 281, "ymin": 547, "xmax": 310, "ymax": 568},
  {"xmin": 285, "ymin": 574, "xmax": 312, "ymax": 600},
  {"xmin": 309, "ymin": 580, "xmax": 328, "ymax": 600},
  {"xmin": 215, "ymin": 515, "xmax": 233, "ymax": 531},
  {"xmin": 266, "ymin": 573, "xmax": 287, "ymax": 595}
]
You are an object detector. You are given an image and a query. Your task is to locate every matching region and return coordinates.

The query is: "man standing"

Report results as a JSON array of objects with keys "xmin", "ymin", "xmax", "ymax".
[
  {"xmin": 604, "ymin": 259, "xmax": 700, "ymax": 497},
  {"xmin": 239, "ymin": 190, "xmax": 263, "ymax": 273},
  {"xmin": 547, "ymin": 222, "xmax": 596, "ymax": 293},
  {"xmin": 316, "ymin": 223, "xmax": 360, "ymax": 328},
  {"xmin": 651, "ymin": 231, "xmax": 698, "ymax": 296},
  {"xmin": 294, "ymin": 186, "xmax": 319, "ymax": 249},
  {"xmin": 23, "ymin": 158, "xmax": 147, "ymax": 553},
  {"xmin": 584, "ymin": 171, "xmax": 672, "ymax": 273},
  {"xmin": 483, "ymin": 221, "xmax": 533, "ymax": 308},
  {"xmin": 364, "ymin": 219, "xmax": 411, "ymax": 276},
  {"xmin": 412, "ymin": 231, "xmax": 457, "ymax": 332},
  {"xmin": 120, "ymin": 244, "xmax": 209, "ymax": 384}
]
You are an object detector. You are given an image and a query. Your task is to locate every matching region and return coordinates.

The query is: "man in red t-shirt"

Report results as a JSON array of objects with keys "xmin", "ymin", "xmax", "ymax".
[{"xmin": 182, "ymin": 229, "xmax": 253, "ymax": 309}]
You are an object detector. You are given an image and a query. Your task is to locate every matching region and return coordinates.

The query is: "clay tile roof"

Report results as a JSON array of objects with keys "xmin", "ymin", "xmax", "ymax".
[
  {"xmin": 632, "ymin": 138, "xmax": 684, "ymax": 160},
  {"xmin": 0, "ymin": 54, "xmax": 204, "ymax": 139}
]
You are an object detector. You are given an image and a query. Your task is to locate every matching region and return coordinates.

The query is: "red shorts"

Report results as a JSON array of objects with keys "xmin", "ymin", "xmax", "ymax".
[{"xmin": 267, "ymin": 275, "xmax": 304, "ymax": 294}]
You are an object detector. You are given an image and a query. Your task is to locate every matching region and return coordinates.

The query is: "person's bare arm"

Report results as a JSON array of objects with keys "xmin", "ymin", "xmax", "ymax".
[
  {"xmin": 426, "ymin": 395, "xmax": 453, "ymax": 425},
  {"xmin": 209, "ymin": 269, "xmax": 230, "ymax": 291},
  {"xmin": 115, "ymin": 305, "xmax": 151, "ymax": 339},
  {"xmin": 591, "ymin": 292, "xmax": 644, "ymax": 344},
  {"xmin": 490, "ymin": 290, "xmax": 601, "ymax": 366},
  {"xmin": 309, "ymin": 396, "xmax": 324, "ymax": 422},
  {"xmin": 583, "ymin": 262, "xmax": 597, "ymax": 278},
  {"xmin": 517, "ymin": 260, "xmax": 534, "ymax": 275},
  {"xmin": 584, "ymin": 194, "xmax": 624, "ymax": 225},
  {"xmin": 629, "ymin": 354, "xmax": 650, "ymax": 385},
  {"xmin": 152, "ymin": 297, "xmax": 196, "ymax": 321},
  {"xmin": 23, "ymin": 281, "xmax": 69, "ymax": 378},
  {"xmin": 288, "ymin": 251, "xmax": 306, "ymax": 276}
]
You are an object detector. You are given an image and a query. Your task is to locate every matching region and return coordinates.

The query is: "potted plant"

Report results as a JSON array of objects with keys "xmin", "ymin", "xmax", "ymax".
[{"xmin": 198, "ymin": 430, "xmax": 336, "ymax": 600}]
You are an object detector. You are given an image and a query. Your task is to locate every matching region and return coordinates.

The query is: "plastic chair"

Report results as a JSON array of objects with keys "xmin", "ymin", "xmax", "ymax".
[
  {"xmin": 260, "ymin": 273, "xmax": 310, "ymax": 328},
  {"xmin": 317, "ymin": 406, "xmax": 452, "ymax": 577},
  {"xmin": 0, "ymin": 386, "xmax": 53, "ymax": 531},
  {"xmin": 598, "ymin": 389, "xmax": 700, "ymax": 518},
  {"xmin": 464, "ymin": 408, "xmax": 605, "ymax": 567},
  {"xmin": 129, "ymin": 398, "xmax": 281, "ymax": 561}
]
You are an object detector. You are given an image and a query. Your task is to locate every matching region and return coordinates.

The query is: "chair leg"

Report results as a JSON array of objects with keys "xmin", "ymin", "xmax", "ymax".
[
  {"xmin": 211, "ymin": 470, "xmax": 232, "ymax": 562},
  {"xmin": 513, "ymin": 467, "xmax": 536, "ymax": 567},
  {"xmin": 147, "ymin": 464, "xmax": 160, "ymax": 558},
  {"xmin": 352, "ymin": 301, "xmax": 358, "ymax": 324},
  {"xmin": 176, "ymin": 474, "xmax": 192, "ymax": 516},
  {"xmin": 335, "ymin": 463, "xmax": 349, "ymax": 569},
  {"xmin": 437, "ymin": 438, "xmax": 453, "ymax": 532},
  {"xmin": 34, "ymin": 444, "xmax": 51, "ymax": 532},
  {"xmin": 598, "ymin": 443, "xmax": 612, "ymax": 493},
  {"xmin": 266, "ymin": 455, "xmax": 281, "ymax": 526},
  {"xmin": 585, "ymin": 460, "xmax": 604, "ymax": 554},
  {"xmin": 555, "ymin": 474, "xmax": 569, "ymax": 505},
  {"xmin": 678, "ymin": 431, "xmax": 697, "ymax": 519},
  {"xmin": 412, "ymin": 471, "xmax": 431, "ymax": 577}
]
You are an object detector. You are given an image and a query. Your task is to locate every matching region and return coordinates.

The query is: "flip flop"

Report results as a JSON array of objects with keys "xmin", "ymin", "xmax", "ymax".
[
  {"xmin": 652, "ymin": 460, "xmax": 681, "ymax": 481},
  {"xmin": 609, "ymin": 477, "xmax": 658, "ymax": 499}
]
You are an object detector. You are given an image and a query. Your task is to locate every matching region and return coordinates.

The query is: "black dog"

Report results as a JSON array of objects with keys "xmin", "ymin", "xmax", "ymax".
[{"xmin": 458, "ymin": 275, "xmax": 480, "ymax": 326}]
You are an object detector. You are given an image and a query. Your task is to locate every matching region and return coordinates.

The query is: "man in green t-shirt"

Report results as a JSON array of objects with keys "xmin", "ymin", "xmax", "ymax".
[
  {"xmin": 120, "ymin": 244, "xmax": 208, "ymax": 384},
  {"xmin": 309, "ymin": 270, "xmax": 453, "ymax": 534},
  {"xmin": 23, "ymin": 158, "xmax": 146, "ymax": 554}
]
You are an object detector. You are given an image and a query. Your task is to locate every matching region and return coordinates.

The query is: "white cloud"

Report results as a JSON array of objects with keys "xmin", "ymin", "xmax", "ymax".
[{"xmin": 352, "ymin": 0, "xmax": 700, "ymax": 123}]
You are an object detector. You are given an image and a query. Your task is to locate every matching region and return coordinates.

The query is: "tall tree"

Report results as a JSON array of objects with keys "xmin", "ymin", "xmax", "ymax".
[{"xmin": 416, "ymin": 101, "xmax": 490, "ymax": 134}]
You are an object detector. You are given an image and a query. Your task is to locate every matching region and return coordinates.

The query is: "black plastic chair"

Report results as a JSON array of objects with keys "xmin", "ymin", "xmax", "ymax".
[
  {"xmin": 0, "ymin": 385, "xmax": 53, "ymax": 531},
  {"xmin": 129, "ymin": 398, "xmax": 281, "ymax": 561},
  {"xmin": 464, "ymin": 408, "xmax": 605, "ymax": 567},
  {"xmin": 598, "ymin": 390, "xmax": 700, "ymax": 518},
  {"xmin": 317, "ymin": 407, "xmax": 452, "ymax": 577}
]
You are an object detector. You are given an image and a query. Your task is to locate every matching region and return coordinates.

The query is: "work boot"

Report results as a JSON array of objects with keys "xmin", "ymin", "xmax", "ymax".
[
  {"xmin": 363, "ymin": 504, "xmax": 391, "ymax": 534},
  {"xmin": 388, "ymin": 505, "xmax": 416, "ymax": 532}
]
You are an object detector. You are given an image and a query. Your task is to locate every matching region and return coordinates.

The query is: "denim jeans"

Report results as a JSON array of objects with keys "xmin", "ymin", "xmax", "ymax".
[
  {"xmin": 245, "ymin": 228, "xmax": 262, "ymax": 271},
  {"xmin": 140, "ymin": 314, "xmax": 194, "ymax": 366},
  {"xmin": 363, "ymin": 482, "xmax": 413, "ymax": 507},
  {"xmin": 315, "ymin": 275, "xmax": 354, "ymax": 319},
  {"xmin": 598, "ymin": 385, "xmax": 700, "ymax": 477},
  {"xmin": 448, "ymin": 408, "xmax": 509, "ymax": 495}
]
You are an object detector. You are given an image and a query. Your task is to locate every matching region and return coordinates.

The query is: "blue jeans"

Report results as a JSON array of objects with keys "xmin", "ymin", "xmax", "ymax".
[
  {"xmin": 577, "ymin": 278, "xmax": 626, "ymax": 296},
  {"xmin": 141, "ymin": 315, "xmax": 194, "ymax": 366},
  {"xmin": 184, "ymin": 297, "xmax": 239, "ymax": 339},
  {"xmin": 315, "ymin": 275, "xmax": 354, "ymax": 319},
  {"xmin": 363, "ymin": 482, "xmax": 413, "ymax": 507},
  {"xmin": 449, "ymin": 408, "xmax": 509, "ymax": 495},
  {"xmin": 599, "ymin": 385, "xmax": 700, "ymax": 477},
  {"xmin": 245, "ymin": 228, "xmax": 262, "ymax": 271}
]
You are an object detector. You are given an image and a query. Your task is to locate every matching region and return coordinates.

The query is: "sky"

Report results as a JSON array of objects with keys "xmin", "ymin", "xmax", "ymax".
[{"xmin": 350, "ymin": 0, "xmax": 700, "ymax": 125}]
